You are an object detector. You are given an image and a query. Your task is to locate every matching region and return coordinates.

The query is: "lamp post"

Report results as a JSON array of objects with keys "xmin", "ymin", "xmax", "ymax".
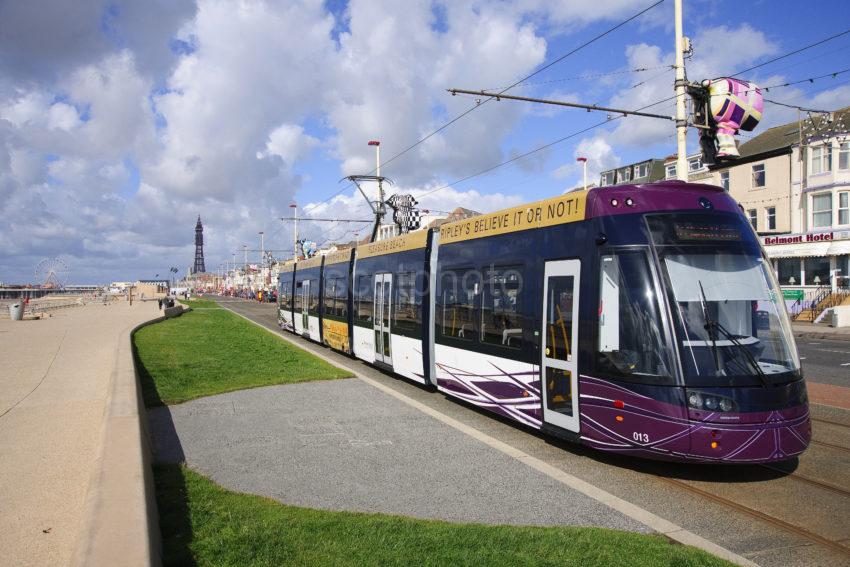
[
  {"xmin": 290, "ymin": 203, "xmax": 298, "ymax": 260},
  {"xmin": 576, "ymin": 157, "xmax": 588, "ymax": 190}
]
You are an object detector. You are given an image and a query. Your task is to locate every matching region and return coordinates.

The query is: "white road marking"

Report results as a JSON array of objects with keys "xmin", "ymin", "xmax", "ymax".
[
  {"xmin": 841, "ymin": 363, "xmax": 850, "ymax": 367},
  {"xmin": 815, "ymin": 348, "xmax": 850, "ymax": 355},
  {"xmin": 799, "ymin": 357, "xmax": 807, "ymax": 360},
  {"xmin": 226, "ymin": 304, "xmax": 758, "ymax": 567}
]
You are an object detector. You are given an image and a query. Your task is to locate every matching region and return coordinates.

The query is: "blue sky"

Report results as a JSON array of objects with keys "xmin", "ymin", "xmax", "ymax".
[{"xmin": 0, "ymin": 0, "xmax": 848, "ymax": 283}]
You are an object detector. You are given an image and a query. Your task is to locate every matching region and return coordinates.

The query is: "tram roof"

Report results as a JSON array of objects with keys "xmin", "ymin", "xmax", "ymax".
[
  {"xmin": 296, "ymin": 255, "xmax": 323, "ymax": 270},
  {"xmin": 437, "ymin": 181, "xmax": 733, "ymax": 245},
  {"xmin": 439, "ymin": 190, "xmax": 588, "ymax": 244},
  {"xmin": 324, "ymin": 248, "xmax": 353, "ymax": 266},
  {"xmin": 356, "ymin": 229, "xmax": 428, "ymax": 259}
]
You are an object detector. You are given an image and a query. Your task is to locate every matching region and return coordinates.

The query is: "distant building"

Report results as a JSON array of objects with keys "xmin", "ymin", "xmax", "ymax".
[
  {"xmin": 193, "ymin": 216, "xmax": 206, "ymax": 274},
  {"xmin": 599, "ymin": 158, "xmax": 666, "ymax": 187},
  {"xmin": 662, "ymin": 153, "xmax": 711, "ymax": 183}
]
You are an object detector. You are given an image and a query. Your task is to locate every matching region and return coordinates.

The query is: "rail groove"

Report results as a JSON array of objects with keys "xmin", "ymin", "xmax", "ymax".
[
  {"xmin": 657, "ymin": 476, "xmax": 850, "ymax": 558},
  {"xmin": 758, "ymin": 464, "xmax": 850, "ymax": 499}
]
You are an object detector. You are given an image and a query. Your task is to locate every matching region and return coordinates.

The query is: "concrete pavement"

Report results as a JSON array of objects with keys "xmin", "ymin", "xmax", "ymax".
[
  {"xmin": 0, "ymin": 300, "xmax": 160, "ymax": 567},
  {"xmin": 150, "ymin": 379, "xmax": 652, "ymax": 531}
]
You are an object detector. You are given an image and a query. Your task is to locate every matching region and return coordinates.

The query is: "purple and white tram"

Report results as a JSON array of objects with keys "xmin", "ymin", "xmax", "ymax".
[{"xmin": 278, "ymin": 181, "xmax": 810, "ymax": 464}]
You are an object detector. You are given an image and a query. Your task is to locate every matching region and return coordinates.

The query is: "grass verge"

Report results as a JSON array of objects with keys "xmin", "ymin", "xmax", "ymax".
[
  {"xmin": 177, "ymin": 297, "xmax": 220, "ymax": 309},
  {"xmin": 133, "ymin": 303, "xmax": 350, "ymax": 405},
  {"xmin": 155, "ymin": 463, "xmax": 733, "ymax": 567}
]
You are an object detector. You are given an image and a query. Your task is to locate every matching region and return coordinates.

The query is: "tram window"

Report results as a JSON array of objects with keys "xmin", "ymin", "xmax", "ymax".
[
  {"xmin": 545, "ymin": 276, "xmax": 574, "ymax": 361},
  {"xmin": 323, "ymin": 278, "xmax": 337, "ymax": 317},
  {"xmin": 441, "ymin": 269, "xmax": 479, "ymax": 340},
  {"xmin": 597, "ymin": 251, "xmax": 671, "ymax": 382},
  {"xmin": 335, "ymin": 277, "xmax": 348, "ymax": 319},
  {"xmin": 308, "ymin": 279, "xmax": 320, "ymax": 315},
  {"xmin": 480, "ymin": 266, "xmax": 523, "ymax": 349},
  {"xmin": 355, "ymin": 275, "xmax": 373, "ymax": 324},
  {"xmin": 394, "ymin": 272, "xmax": 419, "ymax": 332},
  {"xmin": 293, "ymin": 281, "xmax": 303, "ymax": 311}
]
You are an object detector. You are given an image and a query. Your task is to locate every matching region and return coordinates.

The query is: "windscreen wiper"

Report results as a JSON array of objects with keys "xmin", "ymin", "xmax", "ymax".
[
  {"xmin": 697, "ymin": 281, "xmax": 722, "ymax": 377},
  {"xmin": 711, "ymin": 321, "xmax": 771, "ymax": 387}
]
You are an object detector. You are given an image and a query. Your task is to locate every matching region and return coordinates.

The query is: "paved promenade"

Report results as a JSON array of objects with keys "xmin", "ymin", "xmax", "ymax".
[{"xmin": 0, "ymin": 301, "xmax": 158, "ymax": 567}]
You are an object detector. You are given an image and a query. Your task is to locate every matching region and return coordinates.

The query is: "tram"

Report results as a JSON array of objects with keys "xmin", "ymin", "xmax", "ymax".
[{"xmin": 278, "ymin": 180, "xmax": 810, "ymax": 464}]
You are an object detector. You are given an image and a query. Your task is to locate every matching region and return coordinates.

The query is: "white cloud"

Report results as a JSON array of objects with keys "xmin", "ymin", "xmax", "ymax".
[
  {"xmin": 259, "ymin": 124, "xmax": 320, "ymax": 165},
  {"xmin": 553, "ymin": 134, "xmax": 621, "ymax": 186}
]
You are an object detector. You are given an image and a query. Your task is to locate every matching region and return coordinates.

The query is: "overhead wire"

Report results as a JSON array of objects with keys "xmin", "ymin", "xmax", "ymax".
[
  {"xmin": 299, "ymin": 0, "xmax": 665, "ymax": 213},
  {"xmin": 415, "ymin": 65, "xmax": 850, "ymax": 202},
  {"xmin": 314, "ymin": 20, "xmax": 850, "ymax": 218},
  {"xmin": 731, "ymin": 27, "xmax": 850, "ymax": 78}
]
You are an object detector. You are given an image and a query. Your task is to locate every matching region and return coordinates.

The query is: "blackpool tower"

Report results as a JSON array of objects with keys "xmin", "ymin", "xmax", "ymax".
[{"xmin": 193, "ymin": 216, "xmax": 206, "ymax": 274}]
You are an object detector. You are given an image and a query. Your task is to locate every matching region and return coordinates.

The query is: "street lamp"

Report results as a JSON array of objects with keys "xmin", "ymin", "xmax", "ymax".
[{"xmin": 576, "ymin": 156, "xmax": 588, "ymax": 190}]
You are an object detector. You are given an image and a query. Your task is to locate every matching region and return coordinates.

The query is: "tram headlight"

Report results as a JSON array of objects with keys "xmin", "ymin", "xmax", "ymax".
[
  {"xmin": 686, "ymin": 390, "xmax": 736, "ymax": 412},
  {"xmin": 687, "ymin": 392, "xmax": 702, "ymax": 409}
]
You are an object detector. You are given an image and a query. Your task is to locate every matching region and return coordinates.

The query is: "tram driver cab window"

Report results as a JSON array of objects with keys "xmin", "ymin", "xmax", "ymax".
[{"xmin": 597, "ymin": 251, "xmax": 672, "ymax": 383}]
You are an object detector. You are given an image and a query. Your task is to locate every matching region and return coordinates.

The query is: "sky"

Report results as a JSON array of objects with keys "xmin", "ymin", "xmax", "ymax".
[{"xmin": 1, "ymin": 0, "xmax": 849, "ymax": 284}]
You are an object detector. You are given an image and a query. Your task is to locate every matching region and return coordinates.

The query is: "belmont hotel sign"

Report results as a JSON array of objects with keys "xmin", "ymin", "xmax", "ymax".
[{"xmin": 760, "ymin": 229, "xmax": 850, "ymax": 259}]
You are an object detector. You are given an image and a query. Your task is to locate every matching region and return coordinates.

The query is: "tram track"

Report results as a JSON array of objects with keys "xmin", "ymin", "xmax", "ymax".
[
  {"xmin": 656, "ymin": 475, "xmax": 850, "ymax": 558},
  {"xmin": 811, "ymin": 438, "xmax": 850, "ymax": 454},
  {"xmin": 757, "ymin": 463, "xmax": 850, "ymax": 498},
  {"xmin": 811, "ymin": 416, "xmax": 850, "ymax": 429}
]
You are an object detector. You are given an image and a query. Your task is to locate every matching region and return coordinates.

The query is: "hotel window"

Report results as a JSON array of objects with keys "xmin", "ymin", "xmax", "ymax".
[
  {"xmin": 622, "ymin": 167, "xmax": 631, "ymax": 182},
  {"xmin": 720, "ymin": 171, "xmax": 729, "ymax": 191},
  {"xmin": 840, "ymin": 142, "xmax": 850, "ymax": 170},
  {"xmin": 804, "ymin": 256, "xmax": 831, "ymax": 286},
  {"xmin": 752, "ymin": 164, "xmax": 765, "ymax": 188},
  {"xmin": 778, "ymin": 258, "xmax": 800, "ymax": 286},
  {"xmin": 666, "ymin": 164, "xmax": 677, "ymax": 179},
  {"xmin": 747, "ymin": 209, "xmax": 757, "ymax": 229},
  {"xmin": 840, "ymin": 192, "xmax": 849, "ymax": 225},
  {"xmin": 688, "ymin": 157, "xmax": 703, "ymax": 172},
  {"xmin": 812, "ymin": 193, "xmax": 832, "ymax": 228},
  {"xmin": 636, "ymin": 163, "xmax": 648, "ymax": 178},
  {"xmin": 766, "ymin": 207, "xmax": 776, "ymax": 230},
  {"xmin": 810, "ymin": 145, "xmax": 832, "ymax": 175}
]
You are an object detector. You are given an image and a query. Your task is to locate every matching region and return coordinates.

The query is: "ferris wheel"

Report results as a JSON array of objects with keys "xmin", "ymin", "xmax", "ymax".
[{"xmin": 35, "ymin": 257, "xmax": 70, "ymax": 289}]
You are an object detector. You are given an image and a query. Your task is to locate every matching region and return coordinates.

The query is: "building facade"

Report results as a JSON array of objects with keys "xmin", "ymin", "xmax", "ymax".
[{"xmin": 706, "ymin": 106, "xmax": 850, "ymax": 293}]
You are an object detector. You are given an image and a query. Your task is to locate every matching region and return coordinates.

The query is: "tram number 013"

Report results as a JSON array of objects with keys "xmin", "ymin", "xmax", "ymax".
[{"xmin": 632, "ymin": 432, "xmax": 649, "ymax": 443}]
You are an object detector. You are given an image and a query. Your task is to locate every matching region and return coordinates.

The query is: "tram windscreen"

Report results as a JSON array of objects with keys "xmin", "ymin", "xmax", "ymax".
[{"xmin": 660, "ymin": 249, "xmax": 801, "ymax": 387}]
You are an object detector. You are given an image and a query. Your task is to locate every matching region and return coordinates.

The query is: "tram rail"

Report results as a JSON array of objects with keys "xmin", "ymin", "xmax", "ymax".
[{"xmin": 656, "ymin": 475, "xmax": 850, "ymax": 558}]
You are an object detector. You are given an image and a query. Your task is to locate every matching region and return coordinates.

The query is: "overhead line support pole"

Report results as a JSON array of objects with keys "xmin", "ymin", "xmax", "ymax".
[{"xmin": 674, "ymin": 0, "xmax": 689, "ymax": 181}]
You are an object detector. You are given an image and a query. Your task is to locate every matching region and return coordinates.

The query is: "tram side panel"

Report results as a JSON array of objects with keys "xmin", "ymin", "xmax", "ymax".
[
  {"xmin": 388, "ymin": 248, "xmax": 429, "ymax": 385},
  {"xmin": 293, "ymin": 265, "xmax": 322, "ymax": 341},
  {"xmin": 433, "ymin": 229, "xmax": 543, "ymax": 427},
  {"xmin": 320, "ymin": 251, "xmax": 354, "ymax": 354},
  {"xmin": 351, "ymin": 245, "xmax": 429, "ymax": 384}
]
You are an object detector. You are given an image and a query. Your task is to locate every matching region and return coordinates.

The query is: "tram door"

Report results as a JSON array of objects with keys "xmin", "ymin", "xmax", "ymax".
[
  {"xmin": 301, "ymin": 279, "xmax": 310, "ymax": 332},
  {"xmin": 541, "ymin": 260, "xmax": 580, "ymax": 433},
  {"xmin": 373, "ymin": 274, "xmax": 393, "ymax": 365}
]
